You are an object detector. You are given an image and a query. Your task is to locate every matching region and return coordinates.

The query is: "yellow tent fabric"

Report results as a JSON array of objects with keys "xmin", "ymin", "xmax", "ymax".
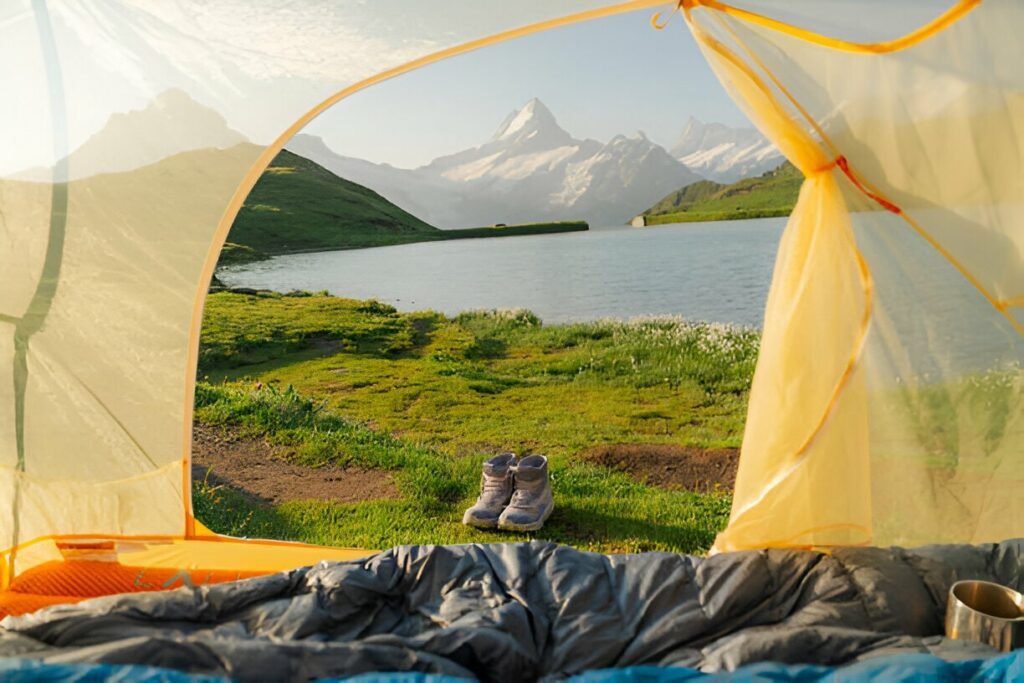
[
  {"xmin": 0, "ymin": 0, "xmax": 1020, "ymax": 605},
  {"xmin": 679, "ymin": 0, "xmax": 1023, "ymax": 551}
]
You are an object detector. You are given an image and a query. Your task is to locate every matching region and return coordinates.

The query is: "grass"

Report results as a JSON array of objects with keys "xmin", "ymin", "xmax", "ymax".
[
  {"xmin": 640, "ymin": 161, "xmax": 801, "ymax": 225},
  {"xmin": 194, "ymin": 291, "xmax": 756, "ymax": 554},
  {"xmin": 192, "ymin": 382, "xmax": 732, "ymax": 553},
  {"xmin": 644, "ymin": 207, "xmax": 792, "ymax": 225},
  {"xmin": 198, "ymin": 292, "xmax": 418, "ymax": 369},
  {"xmin": 217, "ymin": 242, "xmax": 268, "ymax": 265},
  {"xmin": 429, "ymin": 221, "xmax": 588, "ymax": 241},
  {"xmin": 871, "ymin": 364, "xmax": 1023, "ymax": 469},
  {"xmin": 220, "ymin": 149, "xmax": 588, "ymax": 263},
  {"xmin": 225, "ymin": 149, "xmax": 437, "ymax": 255}
]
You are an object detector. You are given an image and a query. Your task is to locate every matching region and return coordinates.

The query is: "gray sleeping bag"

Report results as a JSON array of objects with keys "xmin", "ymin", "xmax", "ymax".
[{"xmin": 0, "ymin": 540, "xmax": 1020, "ymax": 681}]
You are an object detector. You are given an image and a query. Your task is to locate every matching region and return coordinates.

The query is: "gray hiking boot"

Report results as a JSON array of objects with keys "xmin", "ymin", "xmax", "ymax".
[
  {"xmin": 462, "ymin": 452, "xmax": 517, "ymax": 529},
  {"xmin": 498, "ymin": 455, "xmax": 553, "ymax": 532}
]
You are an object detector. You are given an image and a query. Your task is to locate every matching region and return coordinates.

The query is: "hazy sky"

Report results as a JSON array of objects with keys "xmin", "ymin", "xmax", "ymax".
[
  {"xmin": 2, "ymin": 0, "xmax": 959, "ymax": 175},
  {"xmin": 305, "ymin": 11, "xmax": 744, "ymax": 169},
  {"xmin": 1, "ymin": 0, "xmax": 629, "ymax": 174},
  {"xmin": 301, "ymin": 0, "xmax": 959, "ymax": 168}
]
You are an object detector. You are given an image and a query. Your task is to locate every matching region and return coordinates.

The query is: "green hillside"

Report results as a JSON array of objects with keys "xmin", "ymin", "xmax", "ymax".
[
  {"xmin": 641, "ymin": 161, "xmax": 802, "ymax": 225},
  {"xmin": 226, "ymin": 149, "xmax": 440, "ymax": 254}
]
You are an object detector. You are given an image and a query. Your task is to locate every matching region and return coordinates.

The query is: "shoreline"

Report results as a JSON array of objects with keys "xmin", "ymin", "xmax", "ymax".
[
  {"xmin": 635, "ymin": 207, "xmax": 791, "ymax": 227},
  {"xmin": 219, "ymin": 220, "xmax": 589, "ymax": 264}
]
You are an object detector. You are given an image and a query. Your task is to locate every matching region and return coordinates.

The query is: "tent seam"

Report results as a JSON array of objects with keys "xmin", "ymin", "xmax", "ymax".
[
  {"xmin": 684, "ymin": 0, "xmax": 981, "ymax": 55},
  {"xmin": 8, "ymin": 0, "xmax": 70, "ymax": 591}
]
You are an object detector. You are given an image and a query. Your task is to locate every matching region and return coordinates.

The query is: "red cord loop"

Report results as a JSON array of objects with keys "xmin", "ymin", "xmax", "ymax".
[{"xmin": 835, "ymin": 156, "xmax": 902, "ymax": 214}]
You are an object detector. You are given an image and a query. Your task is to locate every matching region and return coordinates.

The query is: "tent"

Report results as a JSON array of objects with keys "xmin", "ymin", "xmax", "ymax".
[{"xmin": 0, "ymin": 0, "xmax": 1020, "ymax": 620}]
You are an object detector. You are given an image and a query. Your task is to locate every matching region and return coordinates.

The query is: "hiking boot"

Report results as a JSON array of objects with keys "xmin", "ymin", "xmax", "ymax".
[
  {"xmin": 462, "ymin": 452, "xmax": 517, "ymax": 529},
  {"xmin": 498, "ymin": 455, "xmax": 553, "ymax": 532}
]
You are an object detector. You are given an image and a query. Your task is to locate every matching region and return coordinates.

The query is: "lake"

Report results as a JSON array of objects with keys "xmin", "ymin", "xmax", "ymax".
[{"xmin": 218, "ymin": 218, "xmax": 787, "ymax": 328}]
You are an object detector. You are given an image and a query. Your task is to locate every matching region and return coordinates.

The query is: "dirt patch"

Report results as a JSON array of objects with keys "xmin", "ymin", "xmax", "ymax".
[
  {"xmin": 579, "ymin": 443, "xmax": 739, "ymax": 494},
  {"xmin": 192, "ymin": 422, "xmax": 399, "ymax": 505}
]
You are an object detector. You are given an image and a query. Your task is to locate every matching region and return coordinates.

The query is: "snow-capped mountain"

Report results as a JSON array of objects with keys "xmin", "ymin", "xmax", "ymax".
[
  {"xmin": 490, "ymin": 97, "xmax": 579, "ymax": 151},
  {"xmin": 290, "ymin": 99, "xmax": 701, "ymax": 227},
  {"xmin": 670, "ymin": 116, "xmax": 780, "ymax": 183}
]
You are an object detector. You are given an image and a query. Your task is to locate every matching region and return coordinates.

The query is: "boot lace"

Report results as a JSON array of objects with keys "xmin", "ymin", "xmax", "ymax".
[
  {"xmin": 507, "ymin": 484, "xmax": 539, "ymax": 510},
  {"xmin": 479, "ymin": 473, "xmax": 507, "ymax": 498}
]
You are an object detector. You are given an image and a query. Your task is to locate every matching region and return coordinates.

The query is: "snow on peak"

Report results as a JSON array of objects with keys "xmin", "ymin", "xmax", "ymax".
[
  {"xmin": 491, "ymin": 98, "xmax": 564, "ymax": 141},
  {"xmin": 312, "ymin": 98, "xmax": 704, "ymax": 226},
  {"xmin": 606, "ymin": 132, "xmax": 655, "ymax": 152},
  {"xmin": 671, "ymin": 116, "xmax": 780, "ymax": 182}
]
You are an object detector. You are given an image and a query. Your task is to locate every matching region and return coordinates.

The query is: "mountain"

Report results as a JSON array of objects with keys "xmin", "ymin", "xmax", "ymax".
[
  {"xmin": 224, "ymin": 148, "xmax": 587, "ymax": 258},
  {"xmin": 20, "ymin": 88, "xmax": 247, "ymax": 181},
  {"xmin": 227, "ymin": 149, "xmax": 440, "ymax": 254},
  {"xmin": 641, "ymin": 160, "xmax": 801, "ymax": 224},
  {"xmin": 670, "ymin": 117, "xmax": 781, "ymax": 183},
  {"xmin": 489, "ymin": 97, "xmax": 577, "ymax": 150},
  {"xmin": 289, "ymin": 98, "xmax": 701, "ymax": 227}
]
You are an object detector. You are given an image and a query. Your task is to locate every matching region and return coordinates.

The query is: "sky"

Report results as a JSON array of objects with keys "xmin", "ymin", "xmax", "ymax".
[
  {"xmin": 2, "ymin": 2, "xmax": 746, "ymax": 175},
  {"xmin": 297, "ymin": 0, "xmax": 959, "ymax": 168},
  {"xmin": 0, "ymin": 0, "xmax": 613, "ymax": 174},
  {"xmin": 304, "ymin": 10, "xmax": 745, "ymax": 169},
  {"xmin": 1, "ymin": 0, "xmax": 960, "ymax": 175}
]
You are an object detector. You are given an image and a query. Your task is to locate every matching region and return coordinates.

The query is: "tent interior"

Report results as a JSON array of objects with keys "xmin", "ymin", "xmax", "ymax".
[{"xmin": 0, "ymin": 0, "xmax": 1021, "ymax": 678}]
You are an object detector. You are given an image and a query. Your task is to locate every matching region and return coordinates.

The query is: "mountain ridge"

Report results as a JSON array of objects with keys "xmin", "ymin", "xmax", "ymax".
[
  {"xmin": 17, "ymin": 88, "xmax": 247, "ymax": 182},
  {"xmin": 671, "ymin": 116, "xmax": 780, "ymax": 182},
  {"xmin": 223, "ymin": 147, "xmax": 588, "ymax": 259},
  {"xmin": 293, "ymin": 98, "xmax": 702, "ymax": 227}
]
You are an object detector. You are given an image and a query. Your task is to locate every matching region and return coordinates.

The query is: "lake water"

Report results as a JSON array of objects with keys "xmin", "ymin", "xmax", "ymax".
[{"xmin": 218, "ymin": 218, "xmax": 787, "ymax": 328}]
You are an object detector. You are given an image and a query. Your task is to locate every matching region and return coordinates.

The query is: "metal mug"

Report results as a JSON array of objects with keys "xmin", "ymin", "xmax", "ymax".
[{"xmin": 945, "ymin": 579, "xmax": 1024, "ymax": 652}]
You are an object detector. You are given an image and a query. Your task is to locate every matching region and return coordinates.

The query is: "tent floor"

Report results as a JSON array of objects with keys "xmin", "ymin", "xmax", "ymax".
[{"xmin": 0, "ymin": 536, "xmax": 372, "ymax": 618}]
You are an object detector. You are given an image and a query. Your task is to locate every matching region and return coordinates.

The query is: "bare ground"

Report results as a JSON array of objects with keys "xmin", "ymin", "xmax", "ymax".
[
  {"xmin": 192, "ymin": 422, "xmax": 399, "ymax": 505},
  {"xmin": 579, "ymin": 443, "xmax": 739, "ymax": 494}
]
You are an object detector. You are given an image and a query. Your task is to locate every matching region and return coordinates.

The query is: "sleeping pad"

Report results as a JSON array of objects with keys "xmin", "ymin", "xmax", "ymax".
[{"xmin": 0, "ymin": 540, "xmax": 1019, "ymax": 682}]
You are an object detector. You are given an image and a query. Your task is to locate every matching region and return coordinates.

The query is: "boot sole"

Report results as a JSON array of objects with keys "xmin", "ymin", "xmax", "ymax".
[
  {"xmin": 497, "ymin": 504, "xmax": 553, "ymax": 532},
  {"xmin": 462, "ymin": 512, "xmax": 499, "ymax": 529}
]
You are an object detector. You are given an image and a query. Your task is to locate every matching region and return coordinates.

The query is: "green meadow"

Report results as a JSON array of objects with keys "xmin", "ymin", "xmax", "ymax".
[
  {"xmin": 194, "ymin": 291, "xmax": 758, "ymax": 553},
  {"xmin": 641, "ymin": 161, "xmax": 800, "ymax": 226}
]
